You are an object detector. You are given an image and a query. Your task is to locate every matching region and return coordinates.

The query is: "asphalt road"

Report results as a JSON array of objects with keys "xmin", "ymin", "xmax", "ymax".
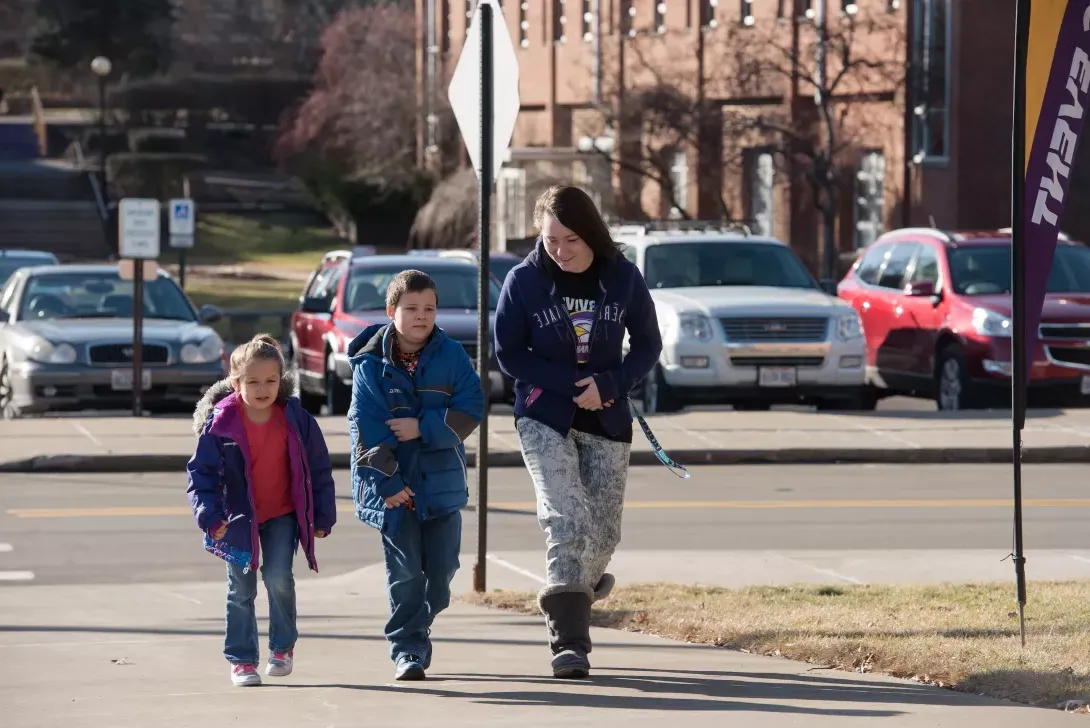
[{"xmin": 1, "ymin": 463, "xmax": 1087, "ymax": 586}]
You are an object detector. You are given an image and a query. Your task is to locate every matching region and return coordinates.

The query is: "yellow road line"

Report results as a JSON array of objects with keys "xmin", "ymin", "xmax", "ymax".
[{"xmin": 7, "ymin": 498, "xmax": 1090, "ymax": 518}]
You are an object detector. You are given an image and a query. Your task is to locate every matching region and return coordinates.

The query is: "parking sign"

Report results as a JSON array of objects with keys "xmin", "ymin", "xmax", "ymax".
[
  {"xmin": 119, "ymin": 198, "xmax": 161, "ymax": 259},
  {"xmin": 169, "ymin": 199, "xmax": 195, "ymax": 236}
]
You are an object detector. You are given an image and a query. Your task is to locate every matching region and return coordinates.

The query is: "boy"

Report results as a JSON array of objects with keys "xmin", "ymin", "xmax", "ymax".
[{"xmin": 346, "ymin": 269, "xmax": 483, "ymax": 681}]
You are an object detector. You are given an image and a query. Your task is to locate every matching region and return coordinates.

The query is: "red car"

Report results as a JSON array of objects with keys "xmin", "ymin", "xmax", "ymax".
[
  {"xmin": 289, "ymin": 249, "xmax": 510, "ymax": 415},
  {"xmin": 837, "ymin": 228, "xmax": 1090, "ymax": 410}
]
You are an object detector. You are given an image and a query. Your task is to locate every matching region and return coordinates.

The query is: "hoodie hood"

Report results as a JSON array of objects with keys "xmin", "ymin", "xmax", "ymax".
[
  {"xmin": 191, "ymin": 368, "xmax": 299, "ymax": 436},
  {"xmin": 347, "ymin": 322, "xmax": 391, "ymax": 363}
]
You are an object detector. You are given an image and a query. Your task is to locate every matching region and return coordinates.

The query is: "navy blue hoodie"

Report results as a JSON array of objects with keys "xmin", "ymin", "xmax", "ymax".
[{"xmin": 493, "ymin": 238, "xmax": 663, "ymax": 438}]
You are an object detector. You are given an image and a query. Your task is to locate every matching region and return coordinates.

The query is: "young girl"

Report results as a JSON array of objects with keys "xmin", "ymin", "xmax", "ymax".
[{"xmin": 186, "ymin": 334, "xmax": 337, "ymax": 687}]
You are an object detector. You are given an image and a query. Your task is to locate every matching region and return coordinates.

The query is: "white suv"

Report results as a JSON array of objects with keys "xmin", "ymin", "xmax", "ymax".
[{"xmin": 613, "ymin": 223, "xmax": 869, "ymax": 412}]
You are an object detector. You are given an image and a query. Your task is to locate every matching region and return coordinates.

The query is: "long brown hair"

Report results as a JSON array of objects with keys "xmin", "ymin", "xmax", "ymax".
[{"xmin": 533, "ymin": 185, "xmax": 624, "ymax": 261}]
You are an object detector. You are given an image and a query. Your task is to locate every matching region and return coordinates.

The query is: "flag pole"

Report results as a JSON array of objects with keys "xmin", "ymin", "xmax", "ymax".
[{"xmin": 1010, "ymin": 0, "xmax": 1032, "ymax": 649}]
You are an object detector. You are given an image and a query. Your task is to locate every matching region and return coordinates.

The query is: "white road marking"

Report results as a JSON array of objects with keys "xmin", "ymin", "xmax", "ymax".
[
  {"xmin": 0, "ymin": 571, "xmax": 35, "ymax": 581},
  {"xmin": 486, "ymin": 553, "xmax": 546, "ymax": 584},
  {"xmin": 69, "ymin": 421, "xmax": 107, "ymax": 450},
  {"xmin": 0, "ymin": 543, "xmax": 12, "ymax": 552}
]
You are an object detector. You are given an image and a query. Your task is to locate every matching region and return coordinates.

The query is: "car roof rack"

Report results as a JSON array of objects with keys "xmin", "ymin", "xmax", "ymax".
[
  {"xmin": 610, "ymin": 219, "xmax": 756, "ymax": 237},
  {"xmin": 996, "ymin": 227, "xmax": 1071, "ymax": 241}
]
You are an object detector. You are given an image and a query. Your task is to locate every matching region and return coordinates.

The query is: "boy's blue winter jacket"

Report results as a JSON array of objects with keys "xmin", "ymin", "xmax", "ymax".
[
  {"xmin": 185, "ymin": 375, "xmax": 337, "ymax": 573},
  {"xmin": 494, "ymin": 238, "xmax": 663, "ymax": 438},
  {"xmin": 347, "ymin": 322, "xmax": 483, "ymax": 536}
]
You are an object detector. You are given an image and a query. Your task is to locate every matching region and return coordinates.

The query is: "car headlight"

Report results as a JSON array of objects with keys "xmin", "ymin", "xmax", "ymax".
[
  {"xmin": 180, "ymin": 335, "xmax": 224, "ymax": 364},
  {"xmin": 836, "ymin": 311, "xmax": 864, "ymax": 340},
  {"xmin": 13, "ymin": 334, "xmax": 77, "ymax": 364},
  {"xmin": 677, "ymin": 314, "xmax": 714, "ymax": 342},
  {"xmin": 972, "ymin": 308, "xmax": 1012, "ymax": 338}
]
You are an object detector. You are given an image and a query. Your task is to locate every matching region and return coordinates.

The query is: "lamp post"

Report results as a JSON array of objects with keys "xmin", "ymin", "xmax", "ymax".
[{"xmin": 90, "ymin": 55, "xmax": 112, "ymax": 200}]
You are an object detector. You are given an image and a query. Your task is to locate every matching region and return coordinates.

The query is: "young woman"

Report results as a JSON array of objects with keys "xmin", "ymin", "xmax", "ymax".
[{"xmin": 494, "ymin": 185, "xmax": 662, "ymax": 679}]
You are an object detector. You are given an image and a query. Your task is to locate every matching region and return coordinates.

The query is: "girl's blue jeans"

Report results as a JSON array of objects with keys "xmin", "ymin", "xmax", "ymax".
[{"xmin": 224, "ymin": 513, "xmax": 298, "ymax": 666}]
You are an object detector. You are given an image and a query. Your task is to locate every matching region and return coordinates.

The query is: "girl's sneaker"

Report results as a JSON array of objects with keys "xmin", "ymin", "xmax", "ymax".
[
  {"xmin": 266, "ymin": 650, "xmax": 294, "ymax": 677},
  {"xmin": 231, "ymin": 664, "xmax": 262, "ymax": 687}
]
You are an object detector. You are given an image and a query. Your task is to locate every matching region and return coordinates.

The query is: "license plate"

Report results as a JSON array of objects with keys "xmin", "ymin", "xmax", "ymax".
[
  {"xmin": 111, "ymin": 369, "xmax": 152, "ymax": 391},
  {"xmin": 758, "ymin": 367, "xmax": 797, "ymax": 388},
  {"xmin": 1082, "ymin": 376, "xmax": 1090, "ymax": 395}
]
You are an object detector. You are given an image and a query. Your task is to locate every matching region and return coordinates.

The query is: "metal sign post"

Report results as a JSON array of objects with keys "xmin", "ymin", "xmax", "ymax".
[
  {"xmin": 448, "ymin": 0, "xmax": 520, "ymax": 592},
  {"xmin": 169, "ymin": 181, "xmax": 196, "ymax": 290},
  {"xmin": 118, "ymin": 198, "xmax": 161, "ymax": 417}
]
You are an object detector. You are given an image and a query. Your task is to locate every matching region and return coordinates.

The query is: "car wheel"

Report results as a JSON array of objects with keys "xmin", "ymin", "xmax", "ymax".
[
  {"xmin": 325, "ymin": 353, "xmax": 351, "ymax": 416},
  {"xmin": 0, "ymin": 356, "xmax": 20, "ymax": 420},
  {"xmin": 642, "ymin": 365, "xmax": 681, "ymax": 414},
  {"xmin": 935, "ymin": 344, "xmax": 981, "ymax": 411}
]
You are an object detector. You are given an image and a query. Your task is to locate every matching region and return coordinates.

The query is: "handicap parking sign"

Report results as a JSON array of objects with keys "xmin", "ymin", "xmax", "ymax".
[{"xmin": 169, "ymin": 199, "xmax": 195, "ymax": 236}]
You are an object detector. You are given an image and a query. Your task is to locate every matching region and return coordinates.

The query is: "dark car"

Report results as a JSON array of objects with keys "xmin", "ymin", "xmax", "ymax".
[
  {"xmin": 290, "ymin": 251, "xmax": 511, "ymax": 415},
  {"xmin": 0, "ymin": 264, "xmax": 225, "ymax": 418},
  {"xmin": 0, "ymin": 250, "xmax": 59, "ymax": 287},
  {"xmin": 837, "ymin": 228, "xmax": 1090, "ymax": 410}
]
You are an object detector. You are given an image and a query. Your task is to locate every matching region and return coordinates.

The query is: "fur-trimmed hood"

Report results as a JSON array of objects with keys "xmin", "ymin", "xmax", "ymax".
[{"xmin": 191, "ymin": 368, "xmax": 299, "ymax": 436}]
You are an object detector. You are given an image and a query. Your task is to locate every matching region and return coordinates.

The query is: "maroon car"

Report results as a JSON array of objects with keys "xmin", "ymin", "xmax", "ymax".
[{"xmin": 837, "ymin": 228, "xmax": 1090, "ymax": 410}]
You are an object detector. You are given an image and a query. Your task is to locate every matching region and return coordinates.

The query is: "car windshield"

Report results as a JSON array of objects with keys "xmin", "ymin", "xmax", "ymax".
[
  {"xmin": 18, "ymin": 272, "xmax": 196, "ymax": 321},
  {"xmin": 643, "ymin": 241, "xmax": 818, "ymax": 290},
  {"xmin": 948, "ymin": 244, "xmax": 1090, "ymax": 295},
  {"xmin": 346, "ymin": 266, "xmax": 501, "ymax": 311}
]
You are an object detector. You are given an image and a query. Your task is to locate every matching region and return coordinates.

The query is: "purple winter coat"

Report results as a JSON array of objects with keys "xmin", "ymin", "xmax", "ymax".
[{"xmin": 185, "ymin": 377, "xmax": 337, "ymax": 573}]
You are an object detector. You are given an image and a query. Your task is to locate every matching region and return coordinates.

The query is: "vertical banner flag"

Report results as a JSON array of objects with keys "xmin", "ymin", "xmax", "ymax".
[{"xmin": 1018, "ymin": 0, "xmax": 1090, "ymax": 370}]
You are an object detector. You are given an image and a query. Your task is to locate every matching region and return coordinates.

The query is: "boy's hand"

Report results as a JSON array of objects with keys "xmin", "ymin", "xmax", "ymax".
[
  {"xmin": 315, "ymin": 529, "xmax": 329, "ymax": 538},
  {"xmin": 209, "ymin": 520, "xmax": 228, "ymax": 540},
  {"xmin": 384, "ymin": 487, "xmax": 416, "ymax": 509},
  {"xmin": 386, "ymin": 417, "xmax": 421, "ymax": 442}
]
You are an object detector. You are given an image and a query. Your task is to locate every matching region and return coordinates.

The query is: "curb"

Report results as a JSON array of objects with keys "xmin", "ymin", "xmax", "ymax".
[{"xmin": 3, "ymin": 446, "xmax": 1090, "ymax": 473}]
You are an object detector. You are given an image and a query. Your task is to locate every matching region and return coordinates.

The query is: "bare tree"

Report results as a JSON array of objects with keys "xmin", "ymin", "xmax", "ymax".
[
  {"xmin": 275, "ymin": 1, "xmax": 421, "ymax": 230},
  {"xmin": 572, "ymin": 32, "xmax": 745, "ymax": 222},
  {"xmin": 719, "ymin": 6, "xmax": 907, "ymax": 279}
]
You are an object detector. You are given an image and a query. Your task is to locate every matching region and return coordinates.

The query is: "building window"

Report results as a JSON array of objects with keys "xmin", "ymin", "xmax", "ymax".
[
  {"xmin": 668, "ymin": 150, "xmax": 689, "ymax": 216},
  {"xmin": 655, "ymin": 0, "xmax": 666, "ymax": 33},
  {"xmin": 911, "ymin": 0, "xmax": 950, "ymax": 161},
  {"xmin": 583, "ymin": 0, "xmax": 593, "ymax": 40},
  {"xmin": 520, "ymin": 0, "xmax": 529, "ymax": 46},
  {"xmin": 801, "ymin": 0, "xmax": 814, "ymax": 20},
  {"xmin": 553, "ymin": 0, "xmax": 567, "ymax": 42},
  {"xmin": 776, "ymin": 0, "xmax": 785, "ymax": 19},
  {"xmin": 741, "ymin": 0, "xmax": 753, "ymax": 26},
  {"xmin": 622, "ymin": 0, "xmax": 635, "ymax": 36},
  {"xmin": 841, "ymin": 0, "xmax": 859, "ymax": 15},
  {"xmin": 745, "ymin": 149, "xmax": 775, "ymax": 237},
  {"xmin": 700, "ymin": 0, "xmax": 717, "ymax": 29},
  {"xmin": 466, "ymin": 0, "xmax": 475, "ymax": 18},
  {"xmin": 854, "ymin": 150, "xmax": 886, "ymax": 250},
  {"xmin": 888, "ymin": 0, "xmax": 901, "ymax": 10}
]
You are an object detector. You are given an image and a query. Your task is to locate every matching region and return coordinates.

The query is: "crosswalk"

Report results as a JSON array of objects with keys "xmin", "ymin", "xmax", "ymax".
[{"xmin": 0, "ymin": 543, "xmax": 33, "ymax": 582}]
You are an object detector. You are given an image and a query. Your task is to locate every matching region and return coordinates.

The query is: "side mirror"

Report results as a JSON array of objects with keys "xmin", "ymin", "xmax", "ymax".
[
  {"xmin": 299, "ymin": 295, "xmax": 332, "ymax": 314},
  {"xmin": 903, "ymin": 280, "xmax": 936, "ymax": 297},
  {"xmin": 818, "ymin": 279, "xmax": 838, "ymax": 296},
  {"xmin": 198, "ymin": 304, "xmax": 223, "ymax": 324}
]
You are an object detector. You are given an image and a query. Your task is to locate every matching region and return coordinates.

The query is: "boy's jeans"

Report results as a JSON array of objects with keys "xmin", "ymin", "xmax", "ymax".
[
  {"xmin": 224, "ymin": 513, "xmax": 299, "ymax": 666},
  {"xmin": 381, "ymin": 509, "xmax": 462, "ymax": 664}
]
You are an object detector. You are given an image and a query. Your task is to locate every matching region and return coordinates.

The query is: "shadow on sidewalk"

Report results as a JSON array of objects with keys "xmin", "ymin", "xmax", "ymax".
[{"xmin": 276, "ymin": 664, "xmax": 967, "ymax": 717}]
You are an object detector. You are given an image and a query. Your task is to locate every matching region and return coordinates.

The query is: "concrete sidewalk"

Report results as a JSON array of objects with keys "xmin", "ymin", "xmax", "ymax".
[
  {"xmin": 0, "ymin": 563, "xmax": 1077, "ymax": 727},
  {"xmin": 3, "ymin": 407, "xmax": 1090, "ymax": 472}
]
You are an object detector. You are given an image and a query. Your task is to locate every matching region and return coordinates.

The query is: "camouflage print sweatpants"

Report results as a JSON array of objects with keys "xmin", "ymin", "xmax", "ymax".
[{"xmin": 515, "ymin": 417, "xmax": 631, "ymax": 589}]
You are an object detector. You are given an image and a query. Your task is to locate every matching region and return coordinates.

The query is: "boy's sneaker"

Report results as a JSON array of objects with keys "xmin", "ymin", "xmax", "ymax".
[
  {"xmin": 231, "ymin": 664, "xmax": 262, "ymax": 687},
  {"xmin": 395, "ymin": 653, "xmax": 426, "ymax": 681},
  {"xmin": 266, "ymin": 649, "xmax": 293, "ymax": 677}
]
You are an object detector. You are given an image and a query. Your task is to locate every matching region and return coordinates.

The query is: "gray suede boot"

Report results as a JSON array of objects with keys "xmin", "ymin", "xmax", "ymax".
[
  {"xmin": 538, "ymin": 584, "xmax": 594, "ymax": 679},
  {"xmin": 593, "ymin": 573, "xmax": 615, "ymax": 602}
]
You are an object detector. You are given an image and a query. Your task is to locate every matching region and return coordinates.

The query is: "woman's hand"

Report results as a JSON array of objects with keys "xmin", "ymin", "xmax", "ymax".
[
  {"xmin": 386, "ymin": 417, "xmax": 421, "ymax": 442},
  {"xmin": 574, "ymin": 377, "xmax": 614, "ymax": 411},
  {"xmin": 209, "ymin": 520, "xmax": 228, "ymax": 540}
]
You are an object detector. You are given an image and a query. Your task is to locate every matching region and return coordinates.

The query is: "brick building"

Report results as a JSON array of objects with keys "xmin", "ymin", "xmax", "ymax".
[{"xmin": 417, "ymin": 0, "xmax": 1088, "ymax": 270}]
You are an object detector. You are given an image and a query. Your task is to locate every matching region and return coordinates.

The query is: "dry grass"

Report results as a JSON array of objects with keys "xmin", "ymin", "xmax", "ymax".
[
  {"xmin": 184, "ymin": 276, "xmax": 303, "ymax": 312},
  {"xmin": 464, "ymin": 581, "xmax": 1090, "ymax": 711}
]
